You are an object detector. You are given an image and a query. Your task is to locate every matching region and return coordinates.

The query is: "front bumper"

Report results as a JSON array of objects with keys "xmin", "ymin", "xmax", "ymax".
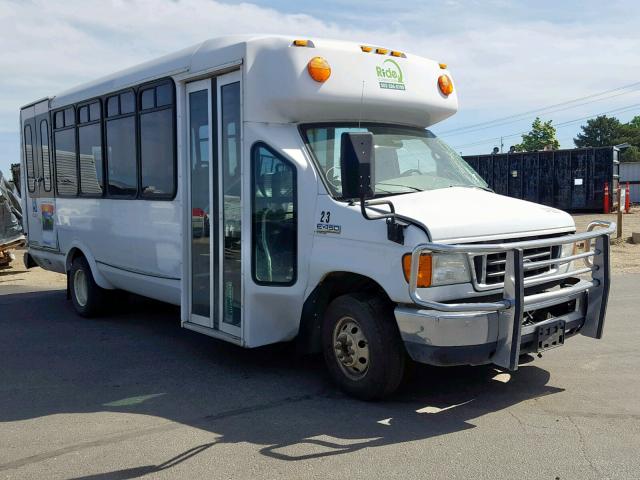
[{"xmin": 397, "ymin": 221, "xmax": 614, "ymax": 370}]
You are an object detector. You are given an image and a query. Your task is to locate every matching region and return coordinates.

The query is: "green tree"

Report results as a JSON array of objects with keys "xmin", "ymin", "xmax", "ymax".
[
  {"xmin": 612, "ymin": 117, "xmax": 640, "ymax": 162},
  {"xmin": 514, "ymin": 117, "xmax": 560, "ymax": 152},
  {"xmin": 620, "ymin": 145, "xmax": 640, "ymax": 162},
  {"xmin": 628, "ymin": 115, "xmax": 640, "ymax": 129},
  {"xmin": 574, "ymin": 115, "xmax": 622, "ymax": 147}
]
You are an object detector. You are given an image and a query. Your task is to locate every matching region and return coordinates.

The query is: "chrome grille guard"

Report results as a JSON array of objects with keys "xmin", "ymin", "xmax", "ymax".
[{"xmin": 407, "ymin": 221, "xmax": 615, "ymax": 370}]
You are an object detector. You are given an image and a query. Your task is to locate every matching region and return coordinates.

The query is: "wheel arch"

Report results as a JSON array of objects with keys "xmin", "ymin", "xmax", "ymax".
[
  {"xmin": 65, "ymin": 243, "xmax": 114, "ymax": 290},
  {"xmin": 296, "ymin": 271, "xmax": 393, "ymax": 355}
]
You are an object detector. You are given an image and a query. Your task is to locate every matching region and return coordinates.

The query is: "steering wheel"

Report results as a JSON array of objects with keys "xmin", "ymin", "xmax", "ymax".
[
  {"xmin": 325, "ymin": 166, "xmax": 342, "ymax": 189},
  {"xmin": 400, "ymin": 169, "xmax": 422, "ymax": 177}
]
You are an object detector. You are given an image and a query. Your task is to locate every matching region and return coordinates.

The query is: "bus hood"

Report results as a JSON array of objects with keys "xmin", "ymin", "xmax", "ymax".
[{"xmin": 388, "ymin": 187, "xmax": 575, "ymax": 242}]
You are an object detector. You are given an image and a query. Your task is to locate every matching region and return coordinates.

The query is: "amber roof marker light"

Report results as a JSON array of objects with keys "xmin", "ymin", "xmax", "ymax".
[
  {"xmin": 292, "ymin": 39, "xmax": 315, "ymax": 47},
  {"xmin": 307, "ymin": 56, "xmax": 331, "ymax": 82},
  {"xmin": 438, "ymin": 74, "xmax": 454, "ymax": 96}
]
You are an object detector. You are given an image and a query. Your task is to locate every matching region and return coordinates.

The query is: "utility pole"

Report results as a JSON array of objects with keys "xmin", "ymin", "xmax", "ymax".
[{"xmin": 500, "ymin": 136, "xmax": 504, "ymax": 153}]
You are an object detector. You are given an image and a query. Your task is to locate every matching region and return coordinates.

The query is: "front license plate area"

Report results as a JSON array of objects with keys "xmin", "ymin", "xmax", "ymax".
[{"xmin": 537, "ymin": 320, "xmax": 565, "ymax": 352}]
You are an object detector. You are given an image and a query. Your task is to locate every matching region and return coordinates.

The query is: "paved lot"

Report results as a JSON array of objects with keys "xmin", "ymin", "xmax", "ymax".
[{"xmin": 0, "ymin": 273, "xmax": 639, "ymax": 480}]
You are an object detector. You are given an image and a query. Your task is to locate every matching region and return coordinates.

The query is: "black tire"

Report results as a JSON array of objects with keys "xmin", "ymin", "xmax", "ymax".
[
  {"xmin": 69, "ymin": 256, "xmax": 107, "ymax": 318},
  {"xmin": 322, "ymin": 293, "xmax": 406, "ymax": 400}
]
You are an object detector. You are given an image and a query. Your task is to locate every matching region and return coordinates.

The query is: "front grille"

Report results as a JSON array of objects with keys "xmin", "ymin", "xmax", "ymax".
[{"xmin": 472, "ymin": 234, "xmax": 566, "ymax": 287}]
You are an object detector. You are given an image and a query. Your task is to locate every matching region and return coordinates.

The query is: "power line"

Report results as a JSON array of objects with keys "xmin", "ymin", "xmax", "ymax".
[
  {"xmin": 452, "ymin": 103, "xmax": 640, "ymax": 150},
  {"xmin": 441, "ymin": 87, "xmax": 640, "ymax": 138},
  {"xmin": 439, "ymin": 80, "xmax": 640, "ymax": 136}
]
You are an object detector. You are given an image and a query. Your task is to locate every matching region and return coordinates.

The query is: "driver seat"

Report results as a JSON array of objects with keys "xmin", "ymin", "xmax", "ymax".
[{"xmin": 375, "ymin": 146, "xmax": 400, "ymax": 182}]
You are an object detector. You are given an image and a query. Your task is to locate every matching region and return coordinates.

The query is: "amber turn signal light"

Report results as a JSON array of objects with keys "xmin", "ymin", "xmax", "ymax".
[{"xmin": 402, "ymin": 254, "xmax": 432, "ymax": 288}]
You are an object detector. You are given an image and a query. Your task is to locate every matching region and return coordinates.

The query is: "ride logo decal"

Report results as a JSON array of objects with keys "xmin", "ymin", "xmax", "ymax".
[
  {"xmin": 315, "ymin": 210, "xmax": 341, "ymax": 235},
  {"xmin": 376, "ymin": 59, "xmax": 405, "ymax": 91}
]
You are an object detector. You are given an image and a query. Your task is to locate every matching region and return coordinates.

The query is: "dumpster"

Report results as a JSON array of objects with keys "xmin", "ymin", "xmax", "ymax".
[{"xmin": 463, "ymin": 146, "xmax": 619, "ymax": 212}]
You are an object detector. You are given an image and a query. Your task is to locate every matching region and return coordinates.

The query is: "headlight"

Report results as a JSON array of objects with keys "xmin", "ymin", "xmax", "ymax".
[{"xmin": 402, "ymin": 253, "xmax": 471, "ymax": 288}]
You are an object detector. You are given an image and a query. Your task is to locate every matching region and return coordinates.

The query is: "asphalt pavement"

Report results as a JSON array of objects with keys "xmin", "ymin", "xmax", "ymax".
[{"xmin": 1, "ymin": 274, "xmax": 639, "ymax": 479}]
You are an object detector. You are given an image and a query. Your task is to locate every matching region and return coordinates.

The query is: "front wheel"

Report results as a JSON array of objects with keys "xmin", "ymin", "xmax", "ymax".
[{"xmin": 322, "ymin": 293, "xmax": 406, "ymax": 400}]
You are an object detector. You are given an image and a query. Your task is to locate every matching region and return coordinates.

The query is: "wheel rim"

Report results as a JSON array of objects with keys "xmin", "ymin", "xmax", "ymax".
[
  {"xmin": 74, "ymin": 269, "xmax": 88, "ymax": 307},
  {"xmin": 332, "ymin": 316, "xmax": 370, "ymax": 380}
]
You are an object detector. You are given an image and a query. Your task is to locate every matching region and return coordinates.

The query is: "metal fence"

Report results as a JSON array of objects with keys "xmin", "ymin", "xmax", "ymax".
[{"xmin": 463, "ymin": 147, "xmax": 619, "ymax": 212}]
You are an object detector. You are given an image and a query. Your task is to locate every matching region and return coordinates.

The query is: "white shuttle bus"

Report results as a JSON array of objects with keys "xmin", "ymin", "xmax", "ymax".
[{"xmin": 20, "ymin": 36, "xmax": 615, "ymax": 399}]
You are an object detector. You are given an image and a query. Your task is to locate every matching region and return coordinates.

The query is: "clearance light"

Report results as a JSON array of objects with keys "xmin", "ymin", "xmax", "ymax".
[
  {"xmin": 390, "ymin": 50, "xmax": 404, "ymax": 57},
  {"xmin": 439, "ymin": 62, "xmax": 447, "ymax": 69},
  {"xmin": 375, "ymin": 47, "xmax": 388, "ymax": 55},
  {"xmin": 361, "ymin": 45, "xmax": 373, "ymax": 53},
  {"xmin": 438, "ymin": 74, "xmax": 454, "ymax": 96},
  {"xmin": 402, "ymin": 254, "xmax": 432, "ymax": 288},
  {"xmin": 307, "ymin": 56, "xmax": 331, "ymax": 82},
  {"xmin": 293, "ymin": 39, "xmax": 310, "ymax": 47}
]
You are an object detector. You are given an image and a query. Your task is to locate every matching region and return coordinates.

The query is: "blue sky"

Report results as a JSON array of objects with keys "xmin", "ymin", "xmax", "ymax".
[{"xmin": 1, "ymin": 0, "xmax": 640, "ymax": 174}]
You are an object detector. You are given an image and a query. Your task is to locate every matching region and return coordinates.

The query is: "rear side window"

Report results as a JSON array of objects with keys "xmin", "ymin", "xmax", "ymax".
[
  {"xmin": 24, "ymin": 124, "xmax": 36, "ymax": 193},
  {"xmin": 251, "ymin": 143, "xmax": 297, "ymax": 285}
]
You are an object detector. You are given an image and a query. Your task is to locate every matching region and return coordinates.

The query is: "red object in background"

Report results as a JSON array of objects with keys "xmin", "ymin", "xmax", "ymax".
[
  {"xmin": 603, "ymin": 182, "xmax": 610, "ymax": 214},
  {"xmin": 192, "ymin": 207, "xmax": 205, "ymax": 217},
  {"xmin": 626, "ymin": 182, "xmax": 631, "ymax": 213}
]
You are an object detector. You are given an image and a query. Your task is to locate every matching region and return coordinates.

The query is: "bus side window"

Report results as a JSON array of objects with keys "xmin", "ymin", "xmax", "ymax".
[
  {"xmin": 52, "ymin": 106, "xmax": 79, "ymax": 197},
  {"xmin": 78, "ymin": 101, "xmax": 104, "ymax": 196},
  {"xmin": 24, "ymin": 124, "xmax": 36, "ymax": 193},
  {"xmin": 139, "ymin": 81, "xmax": 175, "ymax": 198},
  {"xmin": 251, "ymin": 144, "xmax": 297, "ymax": 285},
  {"xmin": 40, "ymin": 120, "xmax": 52, "ymax": 192},
  {"xmin": 105, "ymin": 92, "xmax": 137, "ymax": 197}
]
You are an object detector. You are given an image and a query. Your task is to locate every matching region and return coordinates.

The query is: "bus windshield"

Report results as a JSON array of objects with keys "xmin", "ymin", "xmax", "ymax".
[{"xmin": 301, "ymin": 124, "xmax": 488, "ymax": 199}]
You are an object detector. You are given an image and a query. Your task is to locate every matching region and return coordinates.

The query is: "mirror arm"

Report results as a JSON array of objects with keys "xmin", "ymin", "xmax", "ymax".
[
  {"xmin": 359, "ymin": 196, "xmax": 395, "ymax": 220},
  {"xmin": 359, "ymin": 196, "xmax": 433, "ymax": 245},
  {"xmin": 359, "ymin": 196, "xmax": 406, "ymax": 244}
]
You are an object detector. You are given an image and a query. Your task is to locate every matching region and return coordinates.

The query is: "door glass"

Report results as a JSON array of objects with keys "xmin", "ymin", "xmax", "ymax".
[
  {"xmin": 40, "ymin": 120, "xmax": 52, "ymax": 193},
  {"xmin": 24, "ymin": 124, "xmax": 36, "ymax": 193},
  {"xmin": 189, "ymin": 89, "xmax": 211, "ymax": 318},
  {"xmin": 221, "ymin": 82, "xmax": 241, "ymax": 328}
]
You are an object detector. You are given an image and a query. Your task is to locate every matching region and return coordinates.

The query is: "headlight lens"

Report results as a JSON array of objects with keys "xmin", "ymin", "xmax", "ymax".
[
  {"xmin": 403, "ymin": 253, "xmax": 471, "ymax": 287},
  {"xmin": 431, "ymin": 253, "xmax": 471, "ymax": 286},
  {"xmin": 560, "ymin": 240, "xmax": 590, "ymax": 272}
]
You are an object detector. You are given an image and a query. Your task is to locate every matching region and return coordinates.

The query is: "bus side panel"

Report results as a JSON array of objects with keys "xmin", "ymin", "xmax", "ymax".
[{"xmin": 55, "ymin": 198, "xmax": 182, "ymax": 298}]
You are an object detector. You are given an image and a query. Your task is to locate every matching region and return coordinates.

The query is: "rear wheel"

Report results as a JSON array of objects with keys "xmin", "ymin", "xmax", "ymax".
[
  {"xmin": 322, "ymin": 293, "xmax": 405, "ymax": 400},
  {"xmin": 70, "ymin": 256, "xmax": 107, "ymax": 317}
]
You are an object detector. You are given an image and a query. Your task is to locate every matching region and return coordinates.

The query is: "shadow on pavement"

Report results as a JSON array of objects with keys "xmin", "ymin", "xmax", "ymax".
[{"xmin": 0, "ymin": 290, "xmax": 564, "ymax": 476}]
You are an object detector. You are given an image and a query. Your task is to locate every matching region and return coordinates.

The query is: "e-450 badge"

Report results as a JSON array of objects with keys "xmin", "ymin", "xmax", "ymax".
[{"xmin": 315, "ymin": 210, "xmax": 341, "ymax": 234}]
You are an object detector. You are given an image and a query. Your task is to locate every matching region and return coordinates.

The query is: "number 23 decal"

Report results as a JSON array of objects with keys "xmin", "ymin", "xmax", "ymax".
[{"xmin": 320, "ymin": 211, "xmax": 331, "ymax": 223}]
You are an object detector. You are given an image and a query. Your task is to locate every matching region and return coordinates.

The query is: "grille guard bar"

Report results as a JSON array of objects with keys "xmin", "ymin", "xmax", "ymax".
[{"xmin": 407, "ymin": 221, "xmax": 614, "ymax": 370}]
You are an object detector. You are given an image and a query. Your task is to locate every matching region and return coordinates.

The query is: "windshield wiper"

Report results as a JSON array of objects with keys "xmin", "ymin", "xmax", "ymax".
[
  {"xmin": 376, "ymin": 183, "xmax": 423, "ymax": 192},
  {"xmin": 447, "ymin": 184, "xmax": 493, "ymax": 193}
]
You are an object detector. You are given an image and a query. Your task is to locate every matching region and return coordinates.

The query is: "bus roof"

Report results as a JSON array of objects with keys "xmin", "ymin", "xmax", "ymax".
[{"xmin": 48, "ymin": 35, "xmax": 458, "ymax": 128}]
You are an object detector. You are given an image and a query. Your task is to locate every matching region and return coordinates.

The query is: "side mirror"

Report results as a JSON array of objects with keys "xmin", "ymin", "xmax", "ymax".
[{"xmin": 340, "ymin": 132, "xmax": 375, "ymax": 200}]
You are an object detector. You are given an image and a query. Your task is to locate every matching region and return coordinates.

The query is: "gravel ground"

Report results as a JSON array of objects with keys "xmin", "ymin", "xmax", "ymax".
[
  {"xmin": 0, "ymin": 249, "xmax": 66, "ymax": 294},
  {"xmin": 572, "ymin": 207, "xmax": 640, "ymax": 274}
]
